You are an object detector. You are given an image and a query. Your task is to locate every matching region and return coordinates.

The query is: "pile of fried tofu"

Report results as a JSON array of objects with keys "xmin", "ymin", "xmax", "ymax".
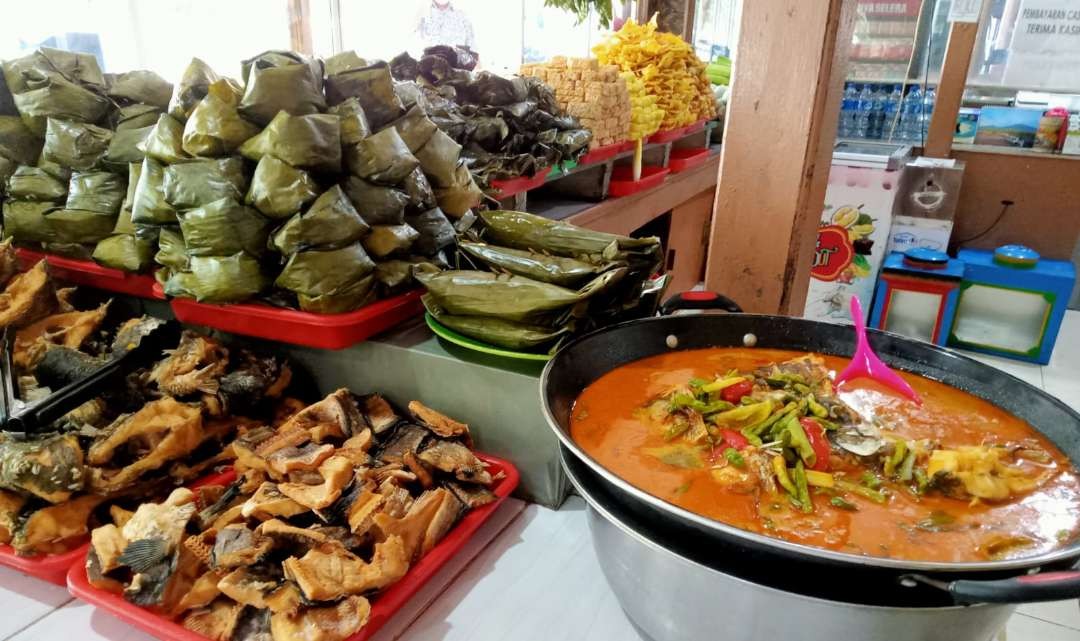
[{"xmin": 520, "ymin": 56, "xmax": 631, "ymax": 150}]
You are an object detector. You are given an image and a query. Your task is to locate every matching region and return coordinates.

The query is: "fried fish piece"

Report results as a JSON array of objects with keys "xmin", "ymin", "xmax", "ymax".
[
  {"xmin": 0, "ymin": 261, "xmax": 57, "ymax": 329},
  {"xmin": 183, "ymin": 598, "xmax": 245, "ymax": 641},
  {"xmin": 282, "ymin": 536, "xmax": 409, "ymax": 602},
  {"xmin": 277, "ymin": 456, "xmax": 354, "ymax": 510},
  {"xmin": 269, "ymin": 595, "xmax": 371, "ymax": 641},
  {"xmin": 255, "ymin": 519, "xmax": 328, "ymax": 550},
  {"xmin": 241, "ymin": 483, "xmax": 307, "ymax": 521},
  {"xmin": 265, "ymin": 582, "xmax": 303, "ymax": 615},
  {"xmin": 211, "ymin": 524, "xmax": 272, "ymax": 569},
  {"xmin": 120, "ymin": 488, "xmax": 197, "ymax": 560},
  {"xmin": 33, "ymin": 344, "xmax": 106, "ymax": 390},
  {"xmin": 277, "ymin": 389, "xmax": 365, "ymax": 442},
  {"xmin": 13, "ymin": 301, "xmax": 110, "ymax": 370},
  {"xmin": 110, "ymin": 316, "xmax": 166, "ymax": 356},
  {"xmin": 408, "ymin": 401, "xmax": 471, "ymax": 443},
  {"xmin": 0, "ymin": 433, "xmax": 85, "ymax": 503},
  {"xmin": 219, "ymin": 351, "xmax": 293, "ymax": 413},
  {"xmin": 359, "ymin": 394, "xmax": 398, "ymax": 434},
  {"xmin": 149, "ymin": 332, "xmax": 229, "ymax": 397},
  {"xmin": 87, "ymin": 398, "xmax": 205, "ymax": 494},
  {"xmin": 0, "ymin": 239, "xmax": 18, "ymax": 289},
  {"xmin": 13, "ymin": 493, "xmax": 104, "ymax": 555},
  {"xmin": 90, "ymin": 523, "xmax": 127, "ymax": 573},
  {"xmin": 217, "ymin": 566, "xmax": 280, "ymax": 608},
  {"xmin": 417, "ymin": 440, "xmax": 492, "ymax": 485},
  {"xmin": 171, "ymin": 568, "xmax": 227, "ymax": 617},
  {"xmin": 0, "ymin": 490, "xmax": 27, "ymax": 544},
  {"xmin": 345, "ymin": 486, "xmax": 385, "ymax": 536},
  {"xmin": 372, "ymin": 487, "xmax": 463, "ymax": 562},
  {"xmin": 374, "ymin": 424, "xmax": 429, "ymax": 465},
  {"xmin": 265, "ymin": 443, "xmax": 336, "ymax": 479}
]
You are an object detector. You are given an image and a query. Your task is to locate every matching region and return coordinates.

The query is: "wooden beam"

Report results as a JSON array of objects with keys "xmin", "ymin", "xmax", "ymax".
[
  {"xmin": 288, "ymin": 0, "xmax": 313, "ymax": 56},
  {"xmin": 704, "ymin": 0, "xmax": 856, "ymax": 315},
  {"xmin": 924, "ymin": 21, "xmax": 980, "ymax": 157}
]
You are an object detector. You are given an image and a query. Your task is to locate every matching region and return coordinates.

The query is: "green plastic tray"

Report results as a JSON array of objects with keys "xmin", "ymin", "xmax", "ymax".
[{"xmin": 424, "ymin": 313, "xmax": 553, "ymax": 362}]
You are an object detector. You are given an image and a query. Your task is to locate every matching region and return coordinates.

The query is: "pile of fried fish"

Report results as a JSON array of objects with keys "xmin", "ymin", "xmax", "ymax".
[
  {"xmin": 0, "ymin": 241, "xmax": 292, "ymax": 555},
  {"xmin": 85, "ymin": 390, "xmax": 498, "ymax": 641}
]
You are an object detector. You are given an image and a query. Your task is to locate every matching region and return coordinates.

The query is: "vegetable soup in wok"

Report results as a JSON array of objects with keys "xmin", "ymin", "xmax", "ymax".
[{"xmin": 570, "ymin": 348, "xmax": 1080, "ymax": 562}]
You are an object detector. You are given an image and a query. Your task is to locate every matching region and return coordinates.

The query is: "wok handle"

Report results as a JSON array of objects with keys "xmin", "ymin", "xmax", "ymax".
[
  {"xmin": 902, "ymin": 570, "xmax": 1080, "ymax": 604},
  {"xmin": 660, "ymin": 291, "xmax": 743, "ymax": 315}
]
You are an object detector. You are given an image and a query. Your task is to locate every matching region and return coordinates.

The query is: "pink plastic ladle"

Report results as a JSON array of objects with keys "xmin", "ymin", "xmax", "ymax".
[{"xmin": 834, "ymin": 295, "xmax": 922, "ymax": 405}]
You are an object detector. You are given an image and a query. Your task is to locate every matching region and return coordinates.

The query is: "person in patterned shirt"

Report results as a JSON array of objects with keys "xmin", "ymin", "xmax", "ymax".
[{"xmin": 413, "ymin": 0, "xmax": 476, "ymax": 49}]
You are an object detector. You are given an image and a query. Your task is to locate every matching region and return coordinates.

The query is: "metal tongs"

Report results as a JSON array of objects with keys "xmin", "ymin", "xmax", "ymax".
[{"xmin": 1, "ymin": 319, "xmax": 181, "ymax": 435}]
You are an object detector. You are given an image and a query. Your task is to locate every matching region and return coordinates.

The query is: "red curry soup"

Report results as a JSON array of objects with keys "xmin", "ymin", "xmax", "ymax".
[{"xmin": 570, "ymin": 348, "xmax": 1080, "ymax": 563}]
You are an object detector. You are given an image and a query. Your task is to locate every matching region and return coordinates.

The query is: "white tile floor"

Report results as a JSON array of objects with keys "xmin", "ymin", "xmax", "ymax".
[{"xmin": 1, "ymin": 313, "xmax": 1078, "ymax": 641}]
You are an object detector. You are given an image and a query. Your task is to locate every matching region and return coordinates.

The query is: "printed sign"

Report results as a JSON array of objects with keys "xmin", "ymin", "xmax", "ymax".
[
  {"xmin": 1004, "ymin": 0, "xmax": 1080, "ymax": 90},
  {"xmin": 811, "ymin": 225, "xmax": 857, "ymax": 282},
  {"xmin": 948, "ymin": 0, "xmax": 983, "ymax": 23}
]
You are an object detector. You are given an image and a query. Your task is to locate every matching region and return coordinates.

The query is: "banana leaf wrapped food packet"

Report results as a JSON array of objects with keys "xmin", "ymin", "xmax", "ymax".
[
  {"xmin": 0, "ymin": 157, "xmax": 15, "ymax": 194},
  {"xmin": 45, "ymin": 208, "xmax": 117, "ymax": 244},
  {"xmin": 242, "ymin": 50, "xmax": 325, "ymax": 88},
  {"xmin": 182, "ymin": 79, "xmax": 260, "ymax": 157},
  {"xmin": 385, "ymin": 105, "xmax": 438, "ymax": 152},
  {"xmin": 245, "ymin": 155, "xmax": 319, "ymax": 219},
  {"xmin": 459, "ymin": 240, "xmax": 617, "ymax": 287},
  {"xmin": 6, "ymin": 166, "xmax": 66, "ymax": 201},
  {"xmin": 239, "ymin": 62, "xmax": 326, "ymax": 126},
  {"xmin": 43, "ymin": 241, "xmax": 94, "ymax": 260},
  {"xmin": 415, "ymin": 266, "xmax": 628, "ymax": 322},
  {"xmin": 275, "ymin": 243, "xmax": 377, "ymax": 312},
  {"xmin": 323, "ymin": 50, "xmax": 367, "ymax": 77},
  {"xmin": 35, "ymin": 150, "xmax": 70, "ymax": 182},
  {"xmin": 298, "ymin": 274, "xmax": 376, "ymax": 314},
  {"xmin": 65, "ymin": 171, "xmax": 126, "ymax": 214},
  {"xmin": 115, "ymin": 103, "xmax": 162, "ymax": 130},
  {"xmin": 3, "ymin": 200, "xmax": 58, "ymax": 243},
  {"xmin": 106, "ymin": 70, "xmax": 173, "ymax": 109},
  {"xmin": 12, "ymin": 74, "xmax": 111, "ymax": 135},
  {"xmin": 344, "ymin": 127, "xmax": 418, "ymax": 184},
  {"xmin": 131, "ymin": 158, "xmax": 177, "ymax": 225},
  {"xmin": 139, "ymin": 113, "xmax": 190, "ymax": 164},
  {"xmin": 341, "ymin": 176, "xmax": 408, "ymax": 226},
  {"xmin": 0, "ymin": 115, "xmax": 43, "ymax": 165},
  {"xmin": 405, "ymin": 208, "xmax": 454, "ymax": 255},
  {"xmin": 414, "ymin": 129, "xmax": 463, "ymax": 188},
  {"xmin": 269, "ymin": 185, "xmax": 369, "ymax": 254},
  {"xmin": 479, "ymin": 209, "xmax": 662, "ymax": 264},
  {"xmin": 163, "ymin": 156, "xmax": 248, "ymax": 210},
  {"xmin": 363, "ymin": 224, "xmax": 419, "ymax": 259},
  {"xmin": 402, "ymin": 167, "xmax": 436, "ymax": 211},
  {"xmin": 104, "ymin": 124, "xmax": 151, "ymax": 166},
  {"xmin": 434, "ymin": 163, "xmax": 483, "ymax": 217},
  {"xmin": 239, "ymin": 111, "xmax": 341, "ymax": 174},
  {"xmin": 329, "ymin": 97, "xmax": 371, "ymax": 145},
  {"xmin": 375, "ymin": 259, "xmax": 424, "ymax": 290},
  {"xmin": 178, "ymin": 197, "xmax": 271, "ymax": 257},
  {"xmin": 325, "ymin": 61, "xmax": 404, "ymax": 129},
  {"xmin": 423, "ymin": 294, "xmax": 571, "ymax": 350},
  {"xmin": 42, "ymin": 119, "xmax": 112, "ymax": 171},
  {"xmin": 113, "ymin": 161, "xmax": 142, "ymax": 234},
  {"xmin": 2, "ymin": 48, "xmax": 103, "ymax": 96},
  {"xmin": 154, "ymin": 227, "xmax": 188, "ymax": 271},
  {"xmin": 165, "ymin": 252, "xmax": 269, "ymax": 303},
  {"xmin": 168, "ymin": 58, "xmax": 220, "ymax": 122},
  {"xmin": 92, "ymin": 234, "xmax": 154, "ymax": 272}
]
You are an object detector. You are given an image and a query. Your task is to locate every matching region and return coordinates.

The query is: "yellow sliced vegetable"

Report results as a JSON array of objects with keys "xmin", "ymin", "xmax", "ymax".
[
  {"xmin": 712, "ymin": 400, "xmax": 772, "ymax": 428},
  {"xmin": 701, "ymin": 376, "xmax": 747, "ymax": 393},
  {"xmin": 805, "ymin": 470, "xmax": 835, "ymax": 488}
]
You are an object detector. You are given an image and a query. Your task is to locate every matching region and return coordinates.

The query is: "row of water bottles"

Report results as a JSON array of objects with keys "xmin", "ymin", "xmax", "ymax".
[{"xmin": 837, "ymin": 83, "xmax": 935, "ymax": 143}]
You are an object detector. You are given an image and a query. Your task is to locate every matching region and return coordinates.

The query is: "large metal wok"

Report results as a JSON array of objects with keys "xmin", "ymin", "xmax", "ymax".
[{"xmin": 541, "ymin": 295, "xmax": 1080, "ymax": 612}]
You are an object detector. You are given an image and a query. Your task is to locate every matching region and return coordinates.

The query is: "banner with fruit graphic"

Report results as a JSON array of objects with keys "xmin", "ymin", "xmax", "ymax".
[{"xmin": 805, "ymin": 167, "xmax": 900, "ymax": 323}]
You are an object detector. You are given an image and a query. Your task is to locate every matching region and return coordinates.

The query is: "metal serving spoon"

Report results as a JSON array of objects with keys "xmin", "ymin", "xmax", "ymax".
[{"xmin": 835, "ymin": 295, "xmax": 922, "ymax": 405}]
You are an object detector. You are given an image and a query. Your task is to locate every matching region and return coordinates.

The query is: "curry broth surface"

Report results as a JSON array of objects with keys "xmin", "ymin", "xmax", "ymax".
[{"xmin": 570, "ymin": 348, "xmax": 1080, "ymax": 562}]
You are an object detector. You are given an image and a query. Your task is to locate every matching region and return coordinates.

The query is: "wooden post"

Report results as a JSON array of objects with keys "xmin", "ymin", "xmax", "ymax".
[
  {"xmin": 288, "ymin": 0, "xmax": 314, "ymax": 56},
  {"xmin": 704, "ymin": 0, "xmax": 856, "ymax": 315},
  {"xmin": 924, "ymin": 21, "xmax": 980, "ymax": 157}
]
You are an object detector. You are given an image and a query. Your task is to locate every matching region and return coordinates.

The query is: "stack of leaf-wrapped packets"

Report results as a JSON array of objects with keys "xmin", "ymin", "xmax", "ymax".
[
  {"xmin": 418, "ymin": 210, "xmax": 664, "ymax": 352},
  {"xmin": 0, "ymin": 47, "xmax": 173, "ymax": 268}
]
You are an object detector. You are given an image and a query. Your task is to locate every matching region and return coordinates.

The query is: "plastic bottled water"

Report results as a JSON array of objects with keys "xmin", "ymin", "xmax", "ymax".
[
  {"xmin": 901, "ymin": 86, "xmax": 922, "ymax": 142},
  {"xmin": 883, "ymin": 85, "xmax": 903, "ymax": 140},
  {"xmin": 868, "ymin": 86, "xmax": 886, "ymax": 139},
  {"xmin": 838, "ymin": 83, "xmax": 858, "ymax": 138},
  {"xmin": 921, "ymin": 87, "xmax": 937, "ymax": 140},
  {"xmin": 855, "ymin": 84, "xmax": 875, "ymax": 139}
]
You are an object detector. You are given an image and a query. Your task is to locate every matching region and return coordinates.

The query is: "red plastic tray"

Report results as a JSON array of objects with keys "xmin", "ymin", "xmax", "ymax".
[
  {"xmin": 608, "ymin": 165, "xmax": 671, "ymax": 197},
  {"xmin": 0, "ymin": 468, "xmax": 237, "ymax": 586},
  {"xmin": 489, "ymin": 167, "xmax": 552, "ymax": 198},
  {"xmin": 647, "ymin": 118, "xmax": 708, "ymax": 144},
  {"xmin": 167, "ymin": 289, "xmax": 424, "ymax": 350},
  {"xmin": 668, "ymin": 147, "xmax": 710, "ymax": 173},
  {"xmin": 16, "ymin": 248, "xmax": 164, "ymax": 300},
  {"xmin": 578, "ymin": 141, "xmax": 633, "ymax": 165},
  {"xmin": 68, "ymin": 453, "xmax": 519, "ymax": 641}
]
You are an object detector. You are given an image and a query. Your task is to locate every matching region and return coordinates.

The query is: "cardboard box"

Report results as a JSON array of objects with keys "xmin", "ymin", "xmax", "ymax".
[{"xmin": 886, "ymin": 160, "xmax": 965, "ymax": 254}]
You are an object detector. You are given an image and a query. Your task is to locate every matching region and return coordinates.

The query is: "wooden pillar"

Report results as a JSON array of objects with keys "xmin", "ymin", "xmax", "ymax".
[
  {"xmin": 288, "ymin": 0, "xmax": 314, "ymax": 56},
  {"xmin": 704, "ymin": 0, "xmax": 856, "ymax": 315},
  {"xmin": 924, "ymin": 21, "xmax": 980, "ymax": 157}
]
